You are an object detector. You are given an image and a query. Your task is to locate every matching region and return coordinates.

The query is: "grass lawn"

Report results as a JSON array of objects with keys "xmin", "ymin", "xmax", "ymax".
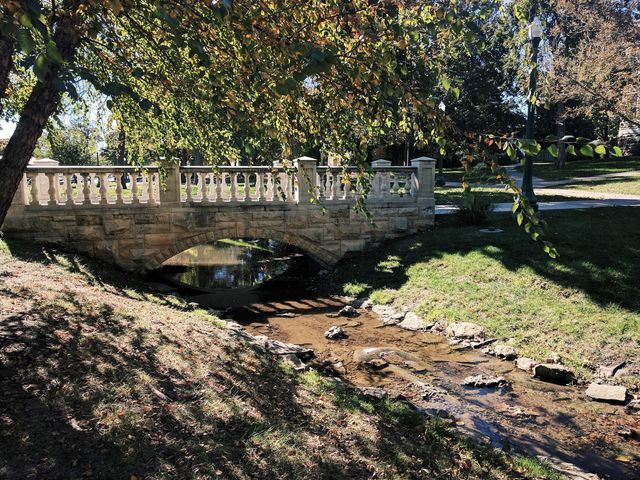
[
  {"xmin": 0, "ymin": 241, "xmax": 558, "ymax": 479},
  {"xmin": 562, "ymin": 175, "xmax": 640, "ymax": 197},
  {"xmin": 435, "ymin": 186, "xmax": 592, "ymax": 205},
  {"xmin": 532, "ymin": 156, "xmax": 640, "ymax": 181},
  {"xmin": 333, "ymin": 207, "xmax": 640, "ymax": 382}
]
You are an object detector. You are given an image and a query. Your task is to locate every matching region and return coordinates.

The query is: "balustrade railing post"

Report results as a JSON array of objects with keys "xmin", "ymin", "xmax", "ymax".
[
  {"xmin": 293, "ymin": 157, "xmax": 317, "ymax": 204},
  {"xmin": 160, "ymin": 166, "xmax": 182, "ymax": 205},
  {"xmin": 410, "ymin": 156, "xmax": 436, "ymax": 204},
  {"xmin": 371, "ymin": 159, "xmax": 392, "ymax": 199}
]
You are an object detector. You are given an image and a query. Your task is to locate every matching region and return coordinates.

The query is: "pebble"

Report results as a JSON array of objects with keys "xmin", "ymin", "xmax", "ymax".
[
  {"xmin": 515, "ymin": 357, "xmax": 537, "ymax": 373},
  {"xmin": 446, "ymin": 322, "xmax": 485, "ymax": 340},
  {"xmin": 596, "ymin": 361, "xmax": 626, "ymax": 378},
  {"xmin": 338, "ymin": 305, "xmax": 358, "ymax": 317},
  {"xmin": 533, "ymin": 363, "xmax": 576, "ymax": 385}
]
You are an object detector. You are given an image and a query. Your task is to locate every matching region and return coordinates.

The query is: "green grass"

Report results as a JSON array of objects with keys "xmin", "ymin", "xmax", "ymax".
[
  {"xmin": 0, "ymin": 239, "xmax": 556, "ymax": 479},
  {"xmin": 562, "ymin": 175, "xmax": 640, "ymax": 197},
  {"xmin": 532, "ymin": 156, "xmax": 640, "ymax": 181},
  {"xmin": 435, "ymin": 186, "xmax": 589, "ymax": 205},
  {"xmin": 333, "ymin": 207, "xmax": 640, "ymax": 381}
]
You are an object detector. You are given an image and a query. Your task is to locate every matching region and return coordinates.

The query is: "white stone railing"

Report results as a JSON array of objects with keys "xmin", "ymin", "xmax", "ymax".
[
  {"xmin": 11, "ymin": 157, "xmax": 435, "ymax": 209},
  {"xmin": 14, "ymin": 166, "xmax": 160, "ymax": 207},
  {"xmin": 179, "ymin": 165, "xmax": 296, "ymax": 204}
]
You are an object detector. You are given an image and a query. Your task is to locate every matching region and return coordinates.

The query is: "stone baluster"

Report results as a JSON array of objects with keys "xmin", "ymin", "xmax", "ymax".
[
  {"xmin": 99, "ymin": 173, "xmax": 108, "ymax": 204},
  {"xmin": 230, "ymin": 173, "xmax": 238, "ymax": 202},
  {"xmin": 255, "ymin": 173, "xmax": 263, "ymax": 202},
  {"xmin": 200, "ymin": 173, "xmax": 209, "ymax": 203},
  {"xmin": 81, "ymin": 173, "xmax": 91, "ymax": 205},
  {"xmin": 294, "ymin": 157, "xmax": 317, "ymax": 204},
  {"xmin": 148, "ymin": 172, "xmax": 157, "ymax": 205},
  {"xmin": 330, "ymin": 172, "xmax": 338, "ymax": 200},
  {"xmin": 65, "ymin": 173, "xmax": 74, "ymax": 205},
  {"xmin": 30, "ymin": 173, "xmax": 39, "ymax": 205},
  {"xmin": 131, "ymin": 171, "xmax": 140, "ymax": 204},
  {"xmin": 214, "ymin": 173, "xmax": 223, "ymax": 202},
  {"xmin": 159, "ymin": 166, "xmax": 181, "ymax": 205},
  {"xmin": 239, "ymin": 173, "xmax": 247, "ymax": 201},
  {"xmin": 266, "ymin": 173, "xmax": 274, "ymax": 201},
  {"xmin": 115, "ymin": 172, "xmax": 124, "ymax": 205},
  {"xmin": 46, "ymin": 172, "xmax": 58, "ymax": 206},
  {"xmin": 184, "ymin": 171, "xmax": 192, "ymax": 202}
]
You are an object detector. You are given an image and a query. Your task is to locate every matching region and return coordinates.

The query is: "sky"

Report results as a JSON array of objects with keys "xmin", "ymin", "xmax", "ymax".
[{"xmin": 0, "ymin": 121, "xmax": 16, "ymax": 140}]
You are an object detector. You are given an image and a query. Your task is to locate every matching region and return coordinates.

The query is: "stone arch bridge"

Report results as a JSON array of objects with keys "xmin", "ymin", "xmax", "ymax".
[{"xmin": 3, "ymin": 157, "xmax": 435, "ymax": 271}]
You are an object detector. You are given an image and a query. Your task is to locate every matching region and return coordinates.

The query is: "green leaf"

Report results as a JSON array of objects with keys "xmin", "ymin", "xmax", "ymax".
[
  {"xmin": 594, "ymin": 145, "xmax": 607, "ymax": 156},
  {"xmin": 566, "ymin": 144, "xmax": 576, "ymax": 156},
  {"xmin": 516, "ymin": 211, "xmax": 524, "ymax": 226},
  {"xmin": 33, "ymin": 54, "xmax": 47, "ymax": 82},
  {"xmin": 579, "ymin": 145, "xmax": 594, "ymax": 157},
  {"xmin": 16, "ymin": 29, "xmax": 34, "ymax": 55},
  {"xmin": 441, "ymin": 76, "xmax": 451, "ymax": 91},
  {"xmin": 612, "ymin": 146, "xmax": 623, "ymax": 157},
  {"xmin": 547, "ymin": 144, "xmax": 559, "ymax": 158},
  {"xmin": 506, "ymin": 143, "xmax": 515, "ymax": 160},
  {"xmin": 46, "ymin": 41, "xmax": 63, "ymax": 64}
]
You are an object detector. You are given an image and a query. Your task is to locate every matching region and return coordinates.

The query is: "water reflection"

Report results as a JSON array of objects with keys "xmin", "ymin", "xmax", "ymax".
[{"xmin": 161, "ymin": 239, "xmax": 304, "ymax": 291}]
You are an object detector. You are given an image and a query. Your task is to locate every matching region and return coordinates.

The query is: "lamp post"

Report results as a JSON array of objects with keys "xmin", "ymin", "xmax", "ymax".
[{"xmin": 521, "ymin": 17, "xmax": 542, "ymax": 209}]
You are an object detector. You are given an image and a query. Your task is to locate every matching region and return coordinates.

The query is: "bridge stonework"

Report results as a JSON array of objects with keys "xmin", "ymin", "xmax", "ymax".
[{"xmin": 3, "ymin": 157, "xmax": 435, "ymax": 271}]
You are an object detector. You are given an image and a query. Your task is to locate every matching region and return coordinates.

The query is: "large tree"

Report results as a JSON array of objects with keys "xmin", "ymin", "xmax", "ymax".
[{"xmin": 0, "ymin": 0, "xmax": 477, "ymax": 226}]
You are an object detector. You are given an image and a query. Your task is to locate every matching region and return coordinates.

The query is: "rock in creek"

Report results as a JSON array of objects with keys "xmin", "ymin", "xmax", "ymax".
[
  {"xmin": 338, "ymin": 305, "xmax": 358, "ymax": 317},
  {"xmin": 481, "ymin": 344, "xmax": 518, "ymax": 360},
  {"xmin": 324, "ymin": 325, "xmax": 346, "ymax": 340},
  {"xmin": 446, "ymin": 322, "xmax": 485, "ymax": 340},
  {"xmin": 365, "ymin": 358, "xmax": 389, "ymax": 369},
  {"xmin": 533, "ymin": 363, "xmax": 576, "ymax": 385},
  {"xmin": 462, "ymin": 375, "xmax": 507, "ymax": 388},
  {"xmin": 282, "ymin": 354, "xmax": 307, "ymax": 371},
  {"xmin": 585, "ymin": 383, "xmax": 628, "ymax": 404},
  {"xmin": 372, "ymin": 304, "xmax": 405, "ymax": 325},
  {"xmin": 597, "ymin": 361, "xmax": 626, "ymax": 378},
  {"xmin": 398, "ymin": 312, "xmax": 434, "ymax": 331},
  {"xmin": 545, "ymin": 353, "xmax": 562, "ymax": 364},
  {"xmin": 515, "ymin": 357, "xmax": 538, "ymax": 373},
  {"xmin": 625, "ymin": 399, "xmax": 640, "ymax": 415}
]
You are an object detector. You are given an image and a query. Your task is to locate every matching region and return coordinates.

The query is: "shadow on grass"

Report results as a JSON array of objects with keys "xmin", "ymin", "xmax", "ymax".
[{"xmin": 333, "ymin": 208, "xmax": 640, "ymax": 313}]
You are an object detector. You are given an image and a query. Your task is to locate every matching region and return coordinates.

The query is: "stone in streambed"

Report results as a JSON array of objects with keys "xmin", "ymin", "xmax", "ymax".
[
  {"xmin": 446, "ymin": 322, "xmax": 485, "ymax": 340},
  {"xmin": 324, "ymin": 326, "xmax": 346, "ymax": 340},
  {"xmin": 338, "ymin": 305, "xmax": 358, "ymax": 317},
  {"xmin": 515, "ymin": 357, "xmax": 537, "ymax": 373},
  {"xmin": 282, "ymin": 354, "xmax": 307, "ymax": 371},
  {"xmin": 597, "ymin": 361, "xmax": 626, "ymax": 378},
  {"xmin": 462, "ymin": 375, "xmax": 507, "ymax": 388},
  {"xmin": 365, "ymin": 358, "xmax": 389, "ymax": 369},
  {"xmin": 398, "ymin": 312, "xmax": 434, "ymax": 331},
  {"xmin": 533, "ymin": 363, "xmax": 576, "ymax": 385},
  {"xmin": 585, "ymin": 383, "xmax": 628, "ymax": 404}
]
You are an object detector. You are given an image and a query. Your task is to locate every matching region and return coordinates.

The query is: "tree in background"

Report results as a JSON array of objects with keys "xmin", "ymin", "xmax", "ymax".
[{"xmin": 0, "ymin": 0, "xmax": 477, "ymax": 226}]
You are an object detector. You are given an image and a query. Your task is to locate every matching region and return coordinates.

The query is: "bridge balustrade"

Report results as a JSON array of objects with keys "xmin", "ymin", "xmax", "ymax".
[{"xmin": 11, "ymin": 157, "xmax": 434, "ymax": 209}]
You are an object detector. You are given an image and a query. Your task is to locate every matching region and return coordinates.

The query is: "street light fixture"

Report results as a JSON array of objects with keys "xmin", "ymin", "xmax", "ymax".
[{"xmin": 522, "ymin": 17, "xmax": 542, "ymax": 209}]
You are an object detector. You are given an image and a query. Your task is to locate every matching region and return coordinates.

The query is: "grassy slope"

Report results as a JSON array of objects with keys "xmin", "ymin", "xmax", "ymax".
[
  {"xmin": 563, "ymin": 176, "xmax": 640, "ymax": 196},
  {"xmin": 0, "ymin": 241, "xmax": 558, "ymax": 479},
  {"xmin": 333, "ymin": 208, "xmax": 640, "ymax": 382}
]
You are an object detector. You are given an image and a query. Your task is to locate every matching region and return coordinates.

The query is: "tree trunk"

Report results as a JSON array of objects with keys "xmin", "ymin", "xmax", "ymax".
[
  {"xmin": 0, "ymin": 12, "xmax": 82, "ymax": 228},
  {"xmin": 0, "ymin": 34, "xmax": 16, "ymax": 115},
  {"xmin": 555, "ymin": 102, "xmax": 567, "ymax": 169}
]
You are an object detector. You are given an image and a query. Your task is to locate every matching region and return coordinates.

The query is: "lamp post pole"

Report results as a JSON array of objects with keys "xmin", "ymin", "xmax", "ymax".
[{"xmin": 522, "ymin": 18, "xmax": 542, "ymax": 209}]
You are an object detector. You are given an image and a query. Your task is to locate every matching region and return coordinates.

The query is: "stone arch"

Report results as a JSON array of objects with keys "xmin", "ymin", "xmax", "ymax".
[{"xmin": 145, "ymin": 226, "xmax": 340, "ymax": 272}]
